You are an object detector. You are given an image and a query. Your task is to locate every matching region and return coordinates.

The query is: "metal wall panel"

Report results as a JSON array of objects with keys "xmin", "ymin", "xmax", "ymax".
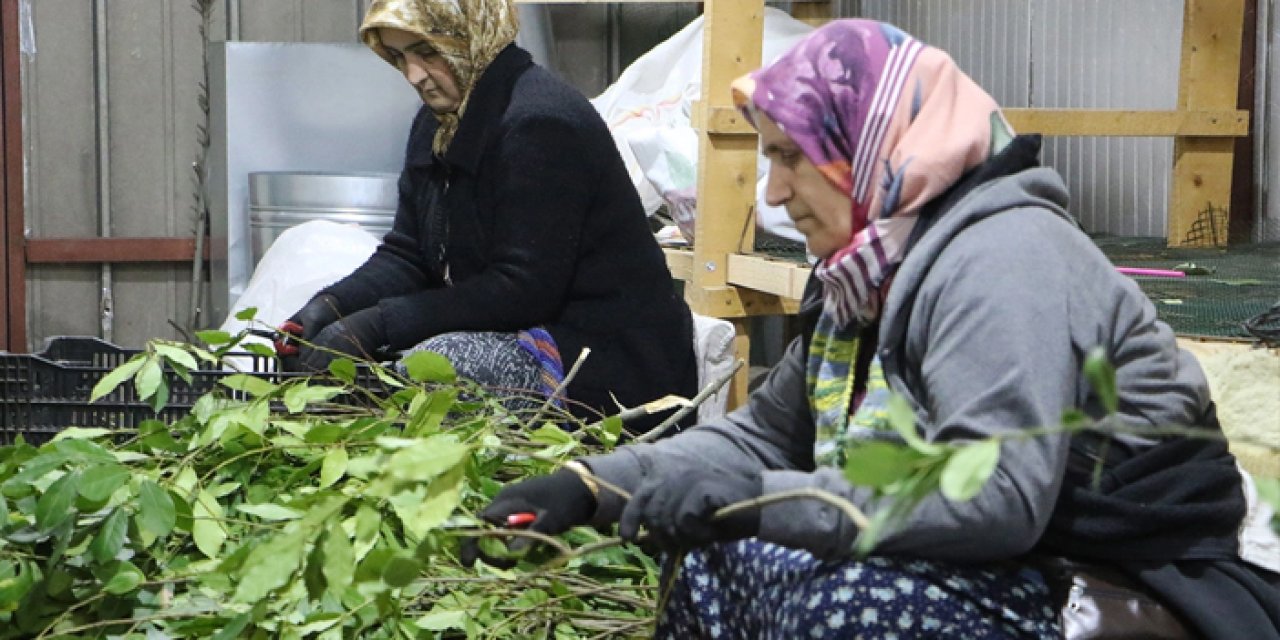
[
  {"xmin": 238, "ymin": 0, "xmax": 361, "ymax": 44},
  {"xmin": 1263, "ymin": 0, "xmax": 1280, "ymax": 241},
  {"xmin": 861, "ymin": 0, "xmax": 1183, "ymax": 238},
  {"xmin": 23, "ymin": 0, "xmax": 102, "ymax": 347}
]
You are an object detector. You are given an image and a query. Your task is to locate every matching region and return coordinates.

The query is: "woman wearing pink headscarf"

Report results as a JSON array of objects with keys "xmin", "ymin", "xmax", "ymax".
[{"xmin": 470, "ymin": 20, "xmax": 1279, "ymax": 639}]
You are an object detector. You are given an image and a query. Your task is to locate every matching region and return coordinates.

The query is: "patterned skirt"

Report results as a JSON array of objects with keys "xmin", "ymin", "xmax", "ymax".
[{"xmin": 656, "ymin": 540, "xmax": 1061, "ymax": 639}]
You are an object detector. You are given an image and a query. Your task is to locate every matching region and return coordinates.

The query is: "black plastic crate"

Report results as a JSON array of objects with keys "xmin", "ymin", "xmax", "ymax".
[{"xmin": 0, "ymin": 337, "xmax": 380, "ymax": 445}]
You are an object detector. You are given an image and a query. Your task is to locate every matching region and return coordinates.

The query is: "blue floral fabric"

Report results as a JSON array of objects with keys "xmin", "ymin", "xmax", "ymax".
[{"xmin": 656, "ymin": 540, "xmax": 1060, "ymax": 639}]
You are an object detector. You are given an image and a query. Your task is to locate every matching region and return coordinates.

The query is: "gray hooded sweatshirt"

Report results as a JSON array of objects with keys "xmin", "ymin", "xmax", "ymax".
[{"xmin": 582, "ymin": 162, "xmax": 1211, "ymax": 562}]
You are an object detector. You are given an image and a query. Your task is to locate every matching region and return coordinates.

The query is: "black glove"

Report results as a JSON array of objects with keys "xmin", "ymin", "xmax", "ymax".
[
  {"xmin": 286, "ymin": 294, "xmax": 342, "ymax": 341},
  {"xmin": 618, "ymin": 468, "xmax": 761, "ymax": 551},
  {"xmin": 296, "ymin": 306, "xmax": 388, "ymax": 372},
  {"xmin": 460, "ymin": 467, "xmax": 597, "ymax": 568}
]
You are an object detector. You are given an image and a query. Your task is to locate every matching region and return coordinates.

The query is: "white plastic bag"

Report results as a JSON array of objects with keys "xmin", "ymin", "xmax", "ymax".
[
  {"xmin": 220, "ymin": 220, "xmax": 382, "ymax": 345},
  {"xmin": 591, "ymin": 8, "xmax": 813, "ymax": 243}
]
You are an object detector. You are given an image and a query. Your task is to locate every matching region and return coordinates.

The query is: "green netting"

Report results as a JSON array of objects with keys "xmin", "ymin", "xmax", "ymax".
[
  {"xmin": 1093, "ymin": 236, "xmax": 1280, "ymax": 339},
  {"xmin": 750, "ymin": 234, "xmax": 1280, "ymax": 339}
]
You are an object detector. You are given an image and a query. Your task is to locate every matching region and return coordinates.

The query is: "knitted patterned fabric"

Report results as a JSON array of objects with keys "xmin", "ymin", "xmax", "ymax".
[
  {"xmin": 808, "ymin": 314, "xmax": 894, "ymax": 468},
  {"xmin": 515, "ymin": 327, "xmax": 565, "ymax": 408}
]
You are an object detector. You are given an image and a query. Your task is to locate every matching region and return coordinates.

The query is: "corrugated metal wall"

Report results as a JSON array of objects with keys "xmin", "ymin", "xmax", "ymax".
[{"xmin": 861, "ymin": 0, "xmax": 1184, "ymax": 237}]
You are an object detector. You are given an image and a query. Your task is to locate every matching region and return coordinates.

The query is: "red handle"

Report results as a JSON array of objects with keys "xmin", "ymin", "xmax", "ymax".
[
  {"xmin": 506, "ymin": 512, "xmax": 536, "ymax": 527},
  {"xmin": 274, "ymin": 321, "xmax": 303, "ymax": 356}
]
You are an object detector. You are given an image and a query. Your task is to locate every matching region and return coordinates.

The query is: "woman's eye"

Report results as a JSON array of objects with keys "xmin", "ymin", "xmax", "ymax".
[{"xmin": 778, "ymin": 151, "xmax": 801, "ymax": 167}]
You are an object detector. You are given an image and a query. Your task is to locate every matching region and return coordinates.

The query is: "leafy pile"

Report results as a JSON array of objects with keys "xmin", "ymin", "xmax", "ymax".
[{"xmin": 0, "ymin": 335, "xmax": 658, "ymax": 639}]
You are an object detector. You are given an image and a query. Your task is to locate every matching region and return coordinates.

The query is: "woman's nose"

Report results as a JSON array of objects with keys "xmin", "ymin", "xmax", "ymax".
[
  {"xmin": 403, "ymin": 56, "xmax": 429, "ymax": 85},
  {"xmin": 764, "ymin": 167, "xmax": 791, "ymax": 207}
]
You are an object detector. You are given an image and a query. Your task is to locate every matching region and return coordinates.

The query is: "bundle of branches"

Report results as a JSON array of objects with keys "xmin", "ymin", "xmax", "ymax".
[{"xmin": 0, "ymin": 332, "xmax": 657, "ymax": 639}]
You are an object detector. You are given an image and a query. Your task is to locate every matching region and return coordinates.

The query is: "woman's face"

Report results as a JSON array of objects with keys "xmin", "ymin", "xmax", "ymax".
[
  {"xmin": 757, "ymin": 112, "xmax": 854, "ymax": 259},
  {"xmin": 378, "ymin": 27, "xmax": 462, "ymax": 114}
]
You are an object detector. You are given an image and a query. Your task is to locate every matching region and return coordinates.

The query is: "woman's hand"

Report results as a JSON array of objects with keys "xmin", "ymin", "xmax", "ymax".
[
  {"xmin": 295, "ymin": 307, "xmax": 388, "ymax": 371},
  {"xmin": 619, "ymin": 469, "xmax": 762, "ymax": 551},
  {"xmin": 461, "ymin": 468, "xmax": 598, "ymax": 568}
]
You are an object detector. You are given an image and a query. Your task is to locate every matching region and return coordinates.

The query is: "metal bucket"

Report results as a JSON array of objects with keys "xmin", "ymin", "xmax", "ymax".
[{"xmin": 247, "ymin": 171, "xmax": 398, "ymax": 265}]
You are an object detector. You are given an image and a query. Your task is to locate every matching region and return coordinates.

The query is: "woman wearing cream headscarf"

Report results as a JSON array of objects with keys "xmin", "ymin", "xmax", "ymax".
[
  {"xmin": 469, "ymin": 19, "xmax": 1280, "ymax": 639},
  {"xmin": 279, "ymin": 0, "xmax": 698, "ymax": 434}
]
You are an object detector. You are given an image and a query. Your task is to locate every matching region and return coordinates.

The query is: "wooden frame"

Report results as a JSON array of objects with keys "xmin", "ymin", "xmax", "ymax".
[
  {"xmin": 660, "ymin": 0, "xmax": 1251, "ymax": 405},
  {"xmin": 1, "ymin": 0, "xmax": 25, "ymax": 351}
]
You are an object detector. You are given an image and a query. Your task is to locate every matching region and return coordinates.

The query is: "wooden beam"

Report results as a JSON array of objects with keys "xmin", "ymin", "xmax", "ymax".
[
  {"xmin": 692, "ymin": 0, "xmax": 765, "ymax": 408},
  {"xmin": 663, "ymin": 247, "xmax": 693, "ymax": 282},
  {"xmin": 1004, "ymin": 109, "xmax": 1248, "ymax": 138},
  {"xmin": 26, "ymin": 237, "xmax": 209, "ymax": 264},
  {"xmin": 1169, "ymin": 0, "xmax": 1246, "ymax": 247},
  {"xmin": 727, "ymin": 253, "xmax": 810, "ymax": 301},
  {"xmin": 1, "ymin": 0, "xmax": 26, "ymax": 351}
]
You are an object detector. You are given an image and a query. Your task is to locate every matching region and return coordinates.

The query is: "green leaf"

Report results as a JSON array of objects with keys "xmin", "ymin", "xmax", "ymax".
[
  {"xmin": 49, "ymin": 427, "xmax": 114, "ymax": 442},
  {"xmin": 321, "ymin": 523, "xmax": 355, "ymax": 597},
  {"xmin": 304, "ymin": 423, "xmax": 346, "ymax": 444},
  {"xmin": 102, "ymin": 560, "xmax": 145, "ymax": 595},
  {"xmin": 78, "ymin": 463, "xmax": 130, "ymax": 502},
  {"xmin": 134, "ymin": 356, "xmax": 165, "ymax": 401},
  {"xmin": 530, "ymin": 424, "xmax": 574, "ymax": 446},
  {"xmin": 90, "ymin": 354, "xmax": 147, "ymax": 402},
  {"xmin": 940, "ymin": 440, "xmax": 1001, "ymax": 502},
  {"xmin": 171, "ymin": 488, "xmax": 194, "ymax": 532},
  {"xmin": 192, "ymin": 490, "xmax": 228, "ymax": 558},
  {"xmin": 196, "ymin": 330, "xmax": 233, "ymax": 345},
  {"xmin": 137, "ymin": 480, "xmax": 177, "ymax": 539},
  {"xmin": 381, "ymin": 554, "xmax": 422, "ymax": 588},
  {"xmin": 234, "ymin": 530, "xmax": 308, "ymax": 602},
  {"xmin": 219, "ymin": 374, "xmax": 278, "ymax": 398},
  {"xmin": 415, "ymin": 609, "xmax": 468, "ymax": 632},
  {"xmin": 402, "ymin": 350, "xmax": 456, "ymax": 383},
  {"xmin": 384, "ymin": 437, "xmax": 469, "ymax": 485},
  {"xmin": 886, "ymin": 395, "xmax": 942, "ymax": 455},
  {"xmin": 355, "ymin": 505, "xmax": 380, "ymax": 543},
  {"xmin": 52, "ymin": 437, "xmax": 116, "ymax": 463},
  {"xmin": 372, "ymin": 364, "xmax": 405, "ymax": 389},
  {"xmin": 0, "ymin": 561, "xmax": 36, "ymax": 612},
  {"xmin": 236, "ymin": 503, "xmax": 304, "ymax": 521},
  {"xmin": 328, "ymin": 358, "xmax": 357, "ymax": 382},
  {"xmin": 90, "ymin": 509, "xmax": 128, "ymax": 563},
  {"xmin": 842, "ymin": 441, "xmax": 926, "ymax": 488},
  {"xmin": 415, "ymin": 465, "xmax": 463, "ymax": 536},
  {"xmin": 36, "ymin": 471, "xmax": 80, "ymax": 531},
  {"xmin": 211, "ymin": 612, "xmax": 253, "ymax": 640},
  {"xmin": 153, "ymin": 342, "xmax": 199, "ymax": 371},
  {"xmin": 284, "ymin": 385, "xmax": 344, "ymax": 414},
  {"xmin": 319, "ymin": 448, "xmax": 348, "ymax": 489},
  {"xmin": 1083, "ymin": 347, "xmax": 1118, "ymax": 415},
  {"xmin": 147, "ymin": 377, "xmax": 171, "ymax": 413},
  {"xmin": 234, "ymin": 307, "xmax": 258, "ymax": 321},
  {"xmin": 244, "ymin": 342, "xmax": 277, "ymax": 358}
]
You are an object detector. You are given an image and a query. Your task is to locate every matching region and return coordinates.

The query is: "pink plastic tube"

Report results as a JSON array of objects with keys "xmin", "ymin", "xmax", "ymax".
[{"xmin": 1115, "ymin": 267, "xmax": 1187, "ymax": 278}]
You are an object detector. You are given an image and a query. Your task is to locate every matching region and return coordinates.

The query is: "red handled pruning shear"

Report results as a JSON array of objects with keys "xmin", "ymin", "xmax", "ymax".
[
  {"xmin": 245, "ymin": 322, "xmax": 303, "ymax": 357},
  {"xmin": 506, "ymin": 512, "xmax": 537, "ymax": 527}
]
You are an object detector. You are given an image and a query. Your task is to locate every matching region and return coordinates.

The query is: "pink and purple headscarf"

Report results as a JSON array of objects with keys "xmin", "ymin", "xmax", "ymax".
[{"xmin": 732, "ymin": 20, "xmax": 1013, "ymax": 326}]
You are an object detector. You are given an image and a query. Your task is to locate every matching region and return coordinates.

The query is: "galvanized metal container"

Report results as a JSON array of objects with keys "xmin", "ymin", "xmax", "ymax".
[{"xmin": 247, "ymin": 171, "xmax": 398, "ymax": 266}]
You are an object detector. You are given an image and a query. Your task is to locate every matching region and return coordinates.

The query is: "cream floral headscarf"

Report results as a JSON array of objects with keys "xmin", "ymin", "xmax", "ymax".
[{"xmin": 361, "ymin": 0, "xmax": 520, "ymax": 154}]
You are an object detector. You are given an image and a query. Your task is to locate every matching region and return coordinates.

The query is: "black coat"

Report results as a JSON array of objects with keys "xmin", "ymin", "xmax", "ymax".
[{"xmin": 323, "ymin": 44, "xmax": 698, "ymax": 431}]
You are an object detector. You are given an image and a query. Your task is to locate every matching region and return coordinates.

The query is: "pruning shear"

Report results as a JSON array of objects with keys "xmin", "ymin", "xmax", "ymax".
[
  {"xmin": 245, "ymin": 322, "xmax": 303, "ymax": 357},
  {"xmin": 506, "ymin": 512, "xmax": 537, "ymax": 528}
]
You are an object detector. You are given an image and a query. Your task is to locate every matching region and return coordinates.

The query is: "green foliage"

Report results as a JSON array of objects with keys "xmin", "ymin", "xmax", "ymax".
[{"xmin": 0, "ymin": 338, "xmax": 655, "ymax": 639}]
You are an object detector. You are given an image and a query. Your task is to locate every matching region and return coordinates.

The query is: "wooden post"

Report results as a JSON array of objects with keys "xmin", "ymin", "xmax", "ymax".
[
  {"xmin": 1169, "ymin": 0, "xmax": 1247, "ymax": 247},
  {"xmin": 689, "ymin": 0, "xmax": 763, "ymax": 407},
  {"xmin": 0, "ymin": 0, "xmax": 27, "ymax": 351}
]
